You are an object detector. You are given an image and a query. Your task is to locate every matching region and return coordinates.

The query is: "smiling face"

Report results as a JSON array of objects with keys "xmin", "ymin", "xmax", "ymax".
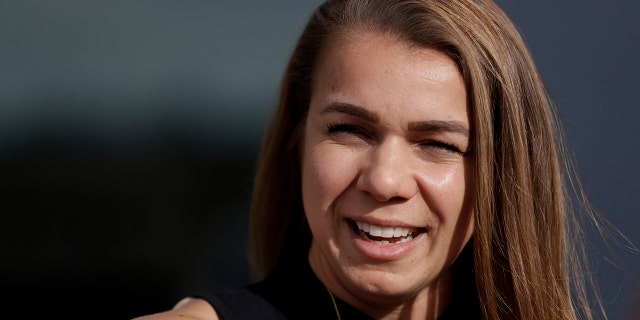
[{"xmin": 301, "ymin": 31, "xmax": 475, "ymax": 317}]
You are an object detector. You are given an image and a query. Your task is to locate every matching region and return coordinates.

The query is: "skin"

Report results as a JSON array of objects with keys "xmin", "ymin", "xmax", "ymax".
[
  {"xmin": 131, "ymin": 298, "xmax": 218, "ymax": 320},
  {"xmin": 133, "ymin": 31, "xmax": 474, "ymax": 320},
  {"xmin": 302, "ymin": 31, "xmax": 475, "ymax": 320}
]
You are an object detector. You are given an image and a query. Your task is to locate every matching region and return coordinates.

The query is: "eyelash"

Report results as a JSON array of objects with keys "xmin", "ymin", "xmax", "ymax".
[
  {"xmin": 418, "ymin": 140, "xmax": 465, "ymax": 155},
  {"xmin": 327, "ymin": 123, "xmax": 369, "ymax": 137},
  {"xmin": 327, "ymin": 123, "xmax": 465, "ymax": 155}
]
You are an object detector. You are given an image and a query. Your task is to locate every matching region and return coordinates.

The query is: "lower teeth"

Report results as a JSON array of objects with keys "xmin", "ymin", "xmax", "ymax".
[{"xmin": 359, "ymin": 230, "xmax": 414, "ymax": 245}]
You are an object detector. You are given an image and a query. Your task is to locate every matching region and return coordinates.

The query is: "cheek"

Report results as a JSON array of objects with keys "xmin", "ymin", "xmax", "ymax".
[
  {"xmin": 302, "ymin": 144, "xmax": 359, "ymax": 216},
  {"xmin": 420, "ymin": 163, "xmax": 473, "ymax": 223},
  {"xmin": 421, "ymin": 164, "xmax": 466, "ymax": 197}
]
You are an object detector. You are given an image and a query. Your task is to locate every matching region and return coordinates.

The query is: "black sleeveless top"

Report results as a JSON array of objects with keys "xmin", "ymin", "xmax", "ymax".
[
  {"xmin": 196, "ymin": 258, "xmax": 371, "ymax": 319},
  {"xmin": 194, "ymin": 256, "xmax": 481, "ymax": 320}
]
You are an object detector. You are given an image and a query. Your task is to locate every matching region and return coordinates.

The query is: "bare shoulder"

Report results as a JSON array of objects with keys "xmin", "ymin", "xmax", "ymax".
[{"xmin": 132, "ymin": 297, "xmax": 219, "ymax": 320}]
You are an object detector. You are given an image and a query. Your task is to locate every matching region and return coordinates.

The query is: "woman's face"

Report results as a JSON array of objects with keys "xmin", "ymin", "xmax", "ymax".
[{"xmin": 301, "ymin": 32, "xmax": 474, "ymax": 310}]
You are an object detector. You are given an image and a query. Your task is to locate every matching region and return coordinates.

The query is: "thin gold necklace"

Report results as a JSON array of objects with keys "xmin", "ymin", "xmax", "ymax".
[{"xmin": 326, "ymin": 288, "xmax": 342, "ymax": 320}]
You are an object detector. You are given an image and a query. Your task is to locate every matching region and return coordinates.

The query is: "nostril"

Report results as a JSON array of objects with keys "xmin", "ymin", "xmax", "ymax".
[
  {"xmin": 386, "ymin": 195, "xmax": 409, "ymax": 203},
  {"xmin": 356, "ymin": 167, "xmax": 418, "ymax": 202}
]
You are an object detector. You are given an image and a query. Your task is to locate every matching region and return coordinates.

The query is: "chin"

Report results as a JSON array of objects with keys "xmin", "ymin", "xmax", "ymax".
[{"xmin": 340, "ymin": 263, "xmax": 441, "ymax": 303}]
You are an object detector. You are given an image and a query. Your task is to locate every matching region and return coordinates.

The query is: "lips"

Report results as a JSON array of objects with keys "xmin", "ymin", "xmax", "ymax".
[{"xmin": 350, "ymin": 220, "xmax": 424, "ymax": 246}]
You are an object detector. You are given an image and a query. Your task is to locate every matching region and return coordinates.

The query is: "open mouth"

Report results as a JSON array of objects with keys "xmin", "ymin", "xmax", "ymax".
[{"xmin": 348, "ymin": 219, "xmax": 425, "ymax": 246}]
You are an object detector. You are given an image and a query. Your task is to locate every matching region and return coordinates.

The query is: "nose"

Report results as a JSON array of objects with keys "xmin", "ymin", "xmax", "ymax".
[{"xmin": 356, "ymin": 137, "xmax": 418, "ymax": 202}]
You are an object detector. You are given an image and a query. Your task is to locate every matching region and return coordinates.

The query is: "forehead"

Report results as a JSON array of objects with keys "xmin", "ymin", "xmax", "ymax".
[
  {"xmin": 309, "ymin": 31, "xmax": 468, "ymax": 125},
  {"xmin": 316, "ymin": 31, "xmax": 459, "ymax": 80}
]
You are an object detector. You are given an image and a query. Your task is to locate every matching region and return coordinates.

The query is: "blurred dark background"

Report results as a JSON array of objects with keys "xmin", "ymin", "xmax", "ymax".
[{"xmin": 0, "ymin": 0, "xmax": 638, "ymax": 319}]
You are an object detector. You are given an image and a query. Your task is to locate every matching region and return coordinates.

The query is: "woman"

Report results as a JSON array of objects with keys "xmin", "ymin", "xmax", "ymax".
[{"xmin": 135, "ymin": 0, "xmax": 603, "ymax": 319}]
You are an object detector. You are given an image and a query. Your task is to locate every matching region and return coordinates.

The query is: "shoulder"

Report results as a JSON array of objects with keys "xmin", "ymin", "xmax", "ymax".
[{"xmin": 132, "ymin": 297, "xmax": 219, "ymax": 320}]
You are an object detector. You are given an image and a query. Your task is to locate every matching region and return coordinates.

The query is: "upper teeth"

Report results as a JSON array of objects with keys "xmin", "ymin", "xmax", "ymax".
[{"xmin": 355, "ymin": 221, "xmax": 415, "ymax": 238}]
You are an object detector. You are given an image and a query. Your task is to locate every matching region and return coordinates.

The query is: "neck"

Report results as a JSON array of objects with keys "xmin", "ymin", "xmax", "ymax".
[
  {"xmin": 309, "ymin": 250, "xmax": 454, "ymax": 320},
  {"xmin": 350, "ymin": 273, "xmax": 453, "ymax": 320}
]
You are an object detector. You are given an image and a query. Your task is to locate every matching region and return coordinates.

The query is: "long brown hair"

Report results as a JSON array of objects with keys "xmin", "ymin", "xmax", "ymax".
[{"xmin": 249, "ymin": 0, "xmax": 602, "ymax": 318}]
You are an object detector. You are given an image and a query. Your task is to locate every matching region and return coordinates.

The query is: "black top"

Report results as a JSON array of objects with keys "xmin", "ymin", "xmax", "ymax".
[
  {"xmin": 196, "ymin": 258, "xmax": 371, "ymax": 320},
  {"xmin": 194, "ymin": 254, "xmax": 481, "ymax": 320}
]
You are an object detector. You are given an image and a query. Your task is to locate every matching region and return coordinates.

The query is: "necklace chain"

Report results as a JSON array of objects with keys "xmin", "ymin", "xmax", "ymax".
[{"xmin": 326, "ymin": 288, "xmax": 342, "ymax": 320}]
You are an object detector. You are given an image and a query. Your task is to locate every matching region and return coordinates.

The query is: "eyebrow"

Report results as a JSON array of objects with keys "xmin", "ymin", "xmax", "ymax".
[
  {"xmin": 408, "ymin": 120, "xmax": 470, "ymax": 137},
  {"xmin": 319, "ymin": 102, "xmax": 470, "ymax": 137},
  {"xmin": 319, "ymin": 102, "xmax": 379, "ymax": 124}
]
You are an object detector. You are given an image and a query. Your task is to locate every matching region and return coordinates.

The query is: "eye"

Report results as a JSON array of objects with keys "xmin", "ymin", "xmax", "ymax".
[
  {"xmin": 418, "ymin": 139, "xmax": 466, "ymax": 156},
  {"xmin": 327, "ymin": 123, "xmax": 371, "ymax": 140}
]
